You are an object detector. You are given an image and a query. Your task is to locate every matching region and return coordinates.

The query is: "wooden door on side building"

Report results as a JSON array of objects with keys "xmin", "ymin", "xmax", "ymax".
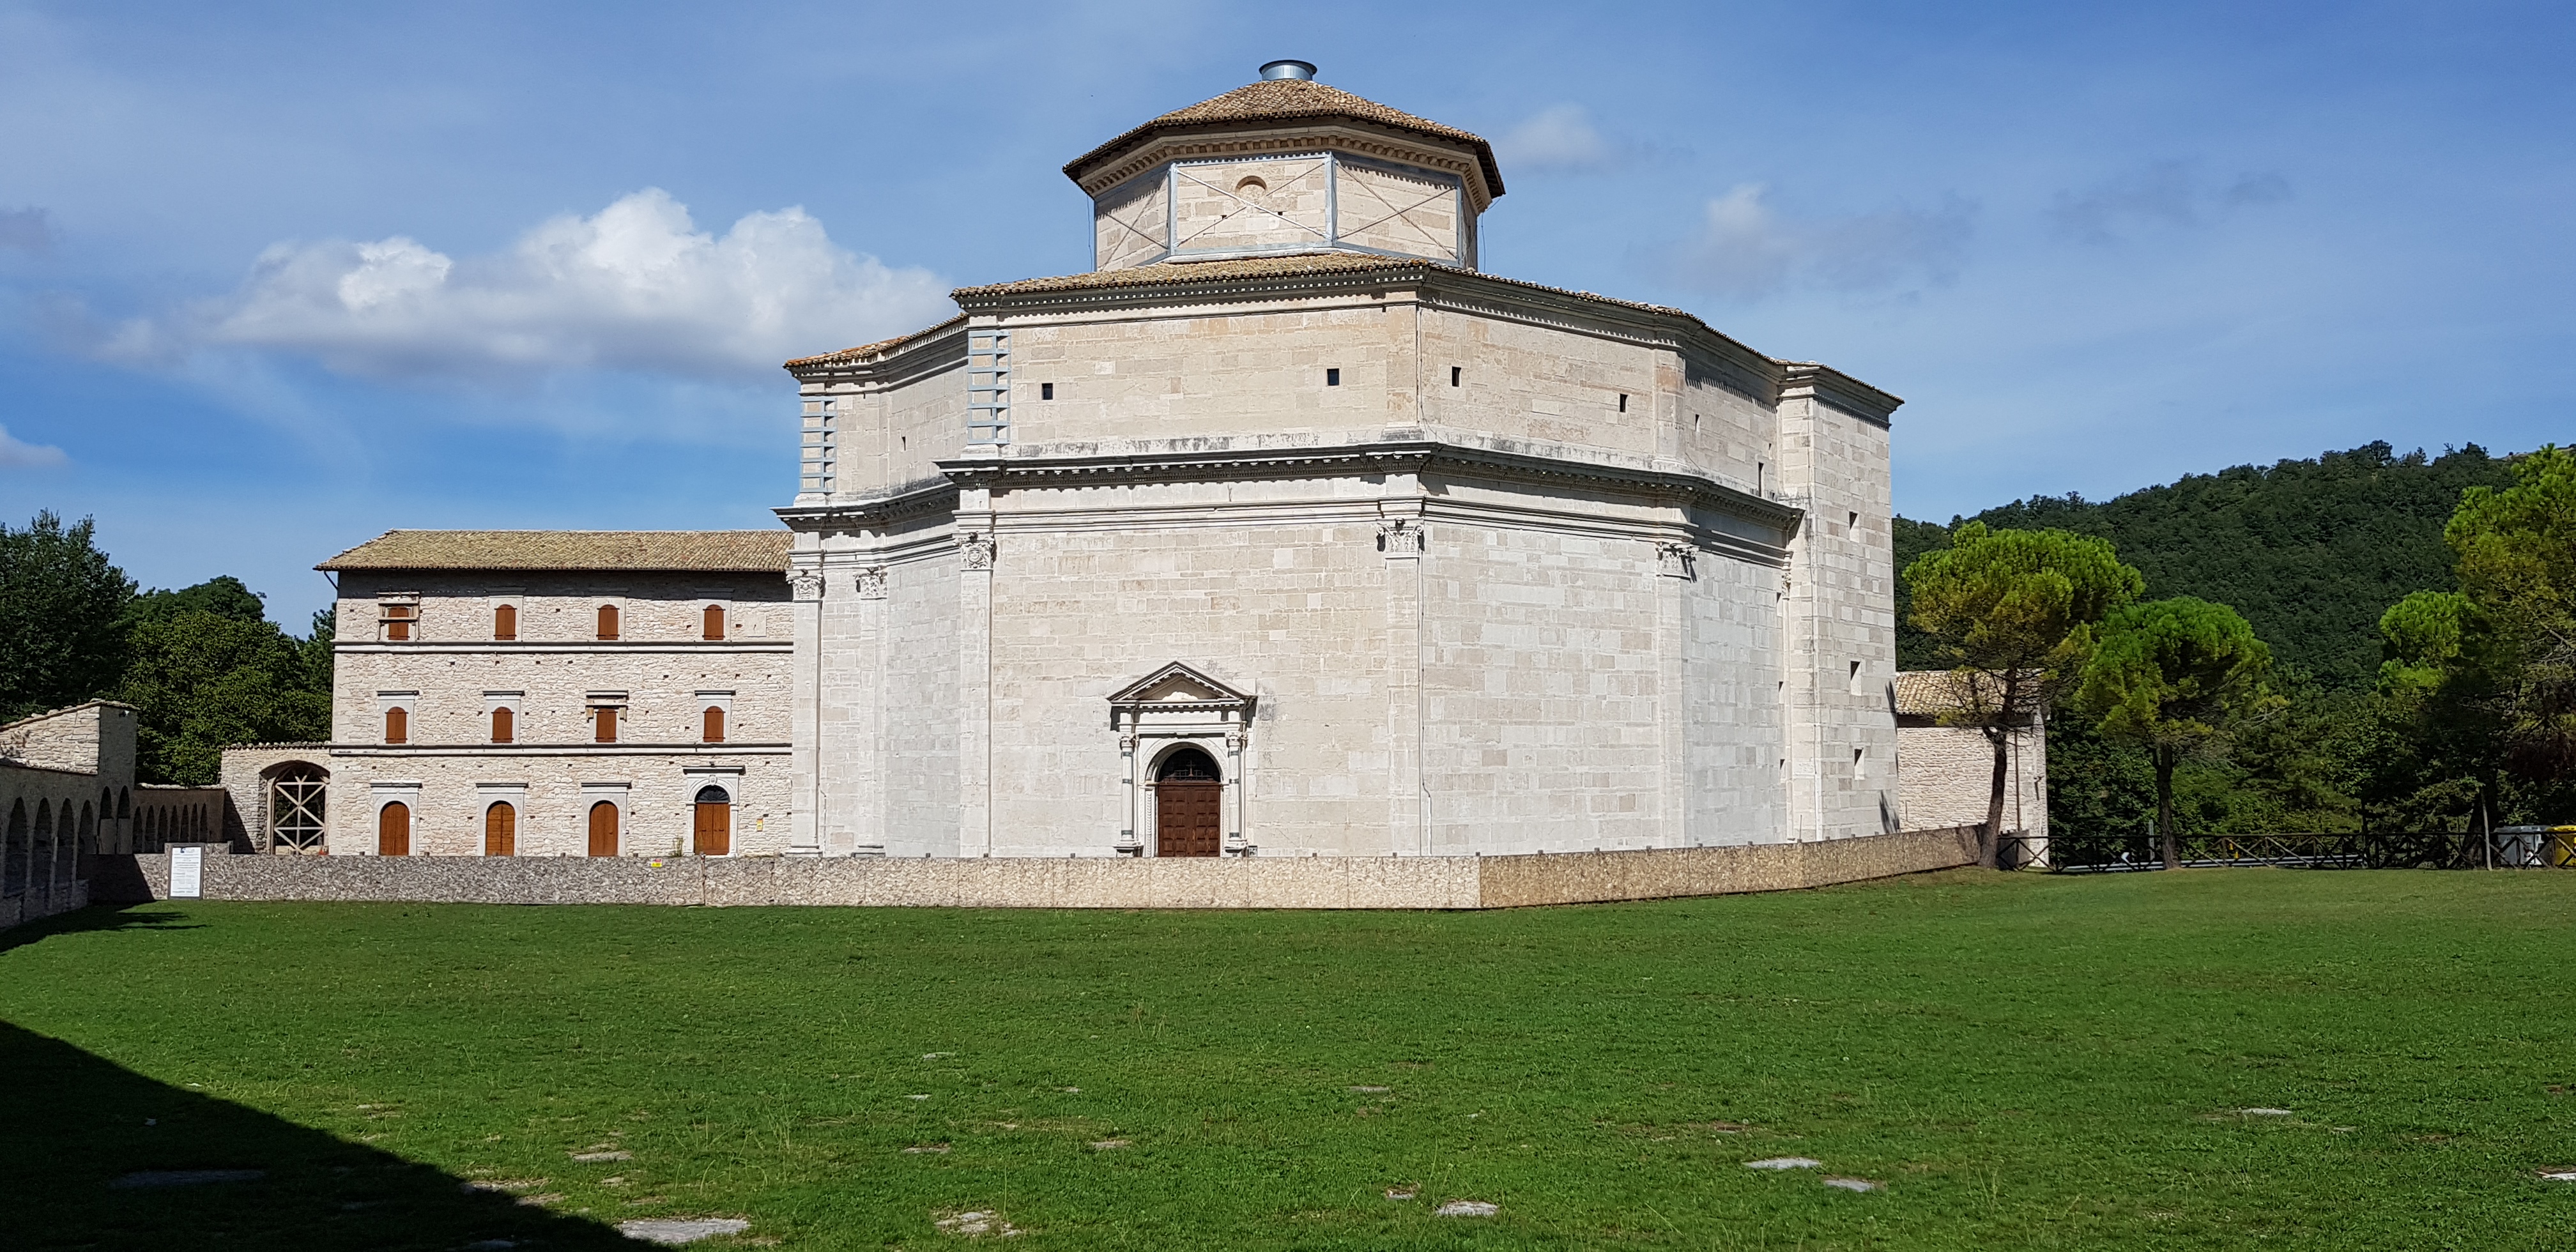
[
  {"xmin": 378, "ymin": 801, "xmax": 410, "ymax": 857},
  {"xmin": 693, "ymin": 786, "xmax": 731, "ymax": 857},
  {"xmin": 587, "ymin": 801, "xmax": 618, "ymax": 857},
  {"xmin": 1154, "ymin": 747, "xmax": 1223, "ymax": 858},
  {"xmin": 484, "ymin": 802, "xmax": 515, "ymax": 857}
]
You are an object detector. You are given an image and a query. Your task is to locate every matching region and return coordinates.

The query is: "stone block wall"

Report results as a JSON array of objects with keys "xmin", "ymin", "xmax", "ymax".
[{"xmin": 95, "ymin": 825, "xmax": 1980, "ymax": 911}]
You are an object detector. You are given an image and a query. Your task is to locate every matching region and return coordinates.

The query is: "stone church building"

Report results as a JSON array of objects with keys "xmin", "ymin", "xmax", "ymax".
[{"xmin": 225, "ymin": 63, "xmax": 1920, "ymax": 868}]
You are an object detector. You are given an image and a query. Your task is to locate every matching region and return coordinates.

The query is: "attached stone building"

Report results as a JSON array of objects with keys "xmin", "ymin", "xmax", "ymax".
[
  {"xmin": 1890, "ymin": 671, "xmax": 2049, "ymax": 860},
  {"xmin": 1, "ymin": 700, "xmax": 137, "ymax": 929},
  {"xmin": 260, "ymin": 531, "xmax": 795, "ymax": 859}
]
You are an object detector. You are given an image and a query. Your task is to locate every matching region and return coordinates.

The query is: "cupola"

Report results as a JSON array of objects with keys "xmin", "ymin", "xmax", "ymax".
[{"xmin": 1062, "ymin": 62, "xmax": 1504, "ymax": 272}]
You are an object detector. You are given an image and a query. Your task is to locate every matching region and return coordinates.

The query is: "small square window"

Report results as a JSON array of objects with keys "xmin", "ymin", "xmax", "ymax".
[
  {"xmin": 1041, "ymin": 382, "xmax": 1054, "ymax": 400},
  {"xmin": 1326, "ymin": 368, "xmax": 1340, "ymax": 386}
]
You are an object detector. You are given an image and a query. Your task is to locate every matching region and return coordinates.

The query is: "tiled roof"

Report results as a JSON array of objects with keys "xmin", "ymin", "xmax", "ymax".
[
  {"xmin": 950, "ymin": 251, "xmax": 1694, "ymax": 319},
  {"xmin": 318, "ymin": 530, "xmax": 791, "ymax": 573},
  {"xmin": 1892, "ymin": 670, "xmax": 2038, "ymax": 720},
  {"xmin": 1064, "ymin": 78, "xmax": 1503, "ymax": 196},
  {"xmin": 783, "ymin": 314, "xmax": 963, "ymax": 369}
]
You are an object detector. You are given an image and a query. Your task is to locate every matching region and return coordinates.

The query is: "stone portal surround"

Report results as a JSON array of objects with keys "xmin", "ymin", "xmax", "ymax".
[{"xmin": 95, "ymin": 826, "xmax": 1979, "ymax": 910}]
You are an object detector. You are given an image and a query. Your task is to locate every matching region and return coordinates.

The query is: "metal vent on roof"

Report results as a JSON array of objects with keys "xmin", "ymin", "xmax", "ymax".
[{"xmin": 1259, "ymin": 59, "xmax": 1316, "ymax": 80}]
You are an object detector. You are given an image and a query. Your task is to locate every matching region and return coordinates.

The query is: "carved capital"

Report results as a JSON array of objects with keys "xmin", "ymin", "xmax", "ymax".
[
  {"xmin": 958, "ymin": 531, "xmax": 995, "ymax": 572},
  {"xmin": 1376, "ymin": 517, "xmax": 1425, "ymax": 557},
  {"xmin": 1225, "ymin": 730, "xmax": 1248, "ymax": 754},
  {"xmin": 789, "ymin": 569, "xmax": 825, "ymax": 602},
  {"xmin": 854, "ymin": 566, "xmax": 888, "ymax": 599},
  {"xmin": 1656, "ymin": 541, "xmax": 1696, "ymax": 580},
  {"xmin": 1118, "ymin": 733, "xmax": 1138, "ymax": 754}
]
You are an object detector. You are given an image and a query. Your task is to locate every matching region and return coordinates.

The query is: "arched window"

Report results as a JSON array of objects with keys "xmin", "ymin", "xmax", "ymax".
[
  {"xmin": 494, "ymin": 603, "xmax": 518, "ymax": 641},
  {"xmin": 702, "ymin": 604, "xmax": 725, "ymax": 641},
  {"xmin": 484, "ymin": 802, "xmax": 516, "ymax": 857},
  {"xmin": 595, "ymin": 604, "xmax": 620, "ymax": 641},
  {"xmin": 3, "ymin": 799, "xmax": 24, "ymax": 896},
  {"xmin": 593, "ymin": 706, "xmax": 618, "ymax": 744},
  {"xmin": 378, "ymin": 801, "xmax": 410, "ymax": 856},
  {"xmin": 117, "ymin": 787, "xmax": 129, "ymax": 819},
  {"xmin": 268, "ymin": 765, "xmax": 328, "ymax": 853},
  {"xmin": 586, "ymin": 801, "xmax": 618, "ymax": 857},
  {"xmin": 33, "ymin": 801, "xmax": 53, "ymax": 893},
  {"xmin": 702, "ymin": 705, "xmax": 725, "ymax": 744},
  {"xmin": 692, "ymin": 784, "xmax": 732, "ymax": 857},
  {"xmin": 1154, "ymin": 747, "xmax": 1223, "ymax": 859},
  {"xmin": 384, "ymin": 706, "xmax": 408, "ymax": 744},
  {"xmin": 491, "ymin": 706, "xmax": 514, "ymax": 744}
]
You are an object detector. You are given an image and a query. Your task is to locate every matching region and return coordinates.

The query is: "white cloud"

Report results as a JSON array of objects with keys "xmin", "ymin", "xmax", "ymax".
[
  {"xmin": 0, "ymin": 424, "xmax": 68, "ymax": 468},
  {"xmin": 1496, "ymin": 105, "xmax": 1613, "ymax": 171},
  {"xmin": 1668, "ymin": 183, "xmax": 1974, "ymax": 300},
  {"xmin": 145, "ymin": 189, "xmax": 952, "ymax": 383},
  {"xmin": 2049, "ymin": 161, "xmax": 2293, "ymax": 244}
]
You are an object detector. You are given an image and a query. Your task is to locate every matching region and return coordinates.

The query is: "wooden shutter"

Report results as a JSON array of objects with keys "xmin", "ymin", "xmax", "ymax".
[
  {"xmin": 594, "ymin": 706, "xmax": 617, "ymax": 744},
  {"xmin": 491, "ymin": 706, "xmax": 514, "ymax": 743},
  {"xmin": 702, "ymin": 706, "xmax": 724, "ymax": 743},
  {"xmin": 702, "ymin": 604, "xmax": 725, "ymax": 640},
  {"xmin": 384, "ymin": 706, "xmax": 408, "ymax": 744},
  {"xmin": 494, "ymin": 604, "xmax": 517, "ymax": 640},
  {"xmin": 596, "ymin": 604, "xmax": 620, "ymax": 640}
]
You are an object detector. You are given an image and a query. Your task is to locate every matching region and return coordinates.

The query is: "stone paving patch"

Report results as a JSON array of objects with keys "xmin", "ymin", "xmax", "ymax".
[
  {"xmin": 1823, "ymin": 1177, "xmax": 1883, "ymax": 1192},
  {"xmin": 1436, "ymin": 1200, "xmax": 1499, "ymax": 1217},
  {"xmin": 1744, "ymin": 1157, "xmax": 1821, "ymax": 1170},
  {"xmin": 572, "ymin": 1150, "xmax": 634, "ymax": 1162},
  {"xmin": 110, "ymin": 1170, "xmax": 265, "ymax": 1187},
  {"xmin": 620, "ymin": 1216, "xmax": 751, "ymax": 1244},
  {"xmin": 1384, "ymin": 1186, "xmax": 1418, "ymax": 1200},
  {"xmin": 1088, "ymin": 1138, "xmax": 1130, "ymax": 1150},
  {"xmin": 934, "ymin": 1210, "xmax": 1022, "ymax": 1237},
  {"xmin": 2541, "ymin": 1170, "xmax": 2576, "ymax": 1182},
  {"xmin": 1349, "ymin": 1085, "xmax": 1390, "ymax": 1093},
  {"xmin": 2240, "ymin": 1108, "xmax": 2294, "ymax": 1117}
]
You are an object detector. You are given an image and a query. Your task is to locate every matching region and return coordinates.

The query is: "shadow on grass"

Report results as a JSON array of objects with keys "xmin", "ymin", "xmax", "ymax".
[
  {"xmin": 0, "ymin": 901, "xmax": 207, "ymax": 958},
  {"xmin": 1, "ymin": 912, "xmax": 643, "ymax": 1250}
]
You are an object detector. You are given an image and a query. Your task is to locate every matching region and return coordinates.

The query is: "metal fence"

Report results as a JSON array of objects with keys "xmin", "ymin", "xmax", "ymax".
[{"xmin": 1997, "ymin": 828, "xmax": 2576, "ymax": 873}]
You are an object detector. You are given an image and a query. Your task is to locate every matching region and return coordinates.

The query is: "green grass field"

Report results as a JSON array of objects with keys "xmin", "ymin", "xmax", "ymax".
[{"xmin": 4, "ymin": 869, "xmax": 2574, "ymax": 1249}]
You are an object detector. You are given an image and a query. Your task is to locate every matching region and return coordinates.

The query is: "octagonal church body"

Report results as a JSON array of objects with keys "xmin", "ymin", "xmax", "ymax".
[{"xmin": 778, "ymin": 64, "xmax": 1899, "ymax": 860}]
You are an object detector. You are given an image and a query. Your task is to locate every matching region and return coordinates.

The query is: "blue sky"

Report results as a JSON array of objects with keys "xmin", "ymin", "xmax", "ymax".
[{"xmin": 3, "ymin": 1, "xmax": 2570, "ymax": 626}]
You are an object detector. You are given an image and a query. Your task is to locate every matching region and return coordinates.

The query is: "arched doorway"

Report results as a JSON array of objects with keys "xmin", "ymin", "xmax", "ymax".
[
  {"xmin": 693, "ymin": 785, "xmax": 732, "ymax": 857},
  {"xmin": 586, "ymin": 801, "xmax": 619, "ymax": 857},
  {"xmin": 484, "ymin": 802, "xmax": 516, "ymax": 857},
  {"xmin": 1155, "ymin": 747, "xmax": 1223, "ymax": 858},
  {"xmin": 378, "ymin": 801, "xmax": 410, "ymax": 856},
  {"xmin": 267, "ymin": 765, "xmax": 328, "ymax": 854}
]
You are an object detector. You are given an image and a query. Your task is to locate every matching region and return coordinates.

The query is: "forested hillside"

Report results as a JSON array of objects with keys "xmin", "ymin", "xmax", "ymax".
[{"xmin": 1896, "ymin": 442, "xmax": 2513, "ymax": 687}]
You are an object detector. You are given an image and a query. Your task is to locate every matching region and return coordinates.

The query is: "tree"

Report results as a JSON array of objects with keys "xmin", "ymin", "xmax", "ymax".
[
  {"xmin": 118, "ymin": 606, "xmax": 330, "ymax": 785},
  {"xmin": 1905, "ymin": 522, "xmax": 2143, "ymax": 866},
  {"xmin": 0, "ymin": 512, "xmax": 135, "ymax": 722},
  {"xmin": 2076, "ymin": 597, "xmax": 2278, "ymax": 869},
  {"xmin": 2446, "ymin": 445, "xmax": 2576, "ymax": 784}
]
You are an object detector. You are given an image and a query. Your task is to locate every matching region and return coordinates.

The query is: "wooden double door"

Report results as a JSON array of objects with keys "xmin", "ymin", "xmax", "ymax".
[{"xmin": 1154, "ymin": 747, "xmax": 1223, "ymax": 858}]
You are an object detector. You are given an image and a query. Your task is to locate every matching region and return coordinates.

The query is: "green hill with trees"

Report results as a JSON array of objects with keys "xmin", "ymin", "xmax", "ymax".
[{"xmin": 1897, "ymin": 441, "xmax": 2572, "ymax": 840}]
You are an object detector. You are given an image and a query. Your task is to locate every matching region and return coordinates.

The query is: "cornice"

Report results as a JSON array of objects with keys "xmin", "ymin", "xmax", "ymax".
[
  {"xmin": 931, "ymin": 439, "xmax": 1803, "ymax": 535},
  {"xmin": 775, "ymin": 479, "xmax": 960, "ymax": 534},
  {"xmin": 1074, "ymin": 120, "xmax": 1498, "ymax": 209}
]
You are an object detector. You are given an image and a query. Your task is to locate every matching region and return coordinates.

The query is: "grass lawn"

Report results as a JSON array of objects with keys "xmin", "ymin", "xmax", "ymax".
[{"xmin": 4, "ymin": 869, "xmax": 2575, "ymax": 1249}]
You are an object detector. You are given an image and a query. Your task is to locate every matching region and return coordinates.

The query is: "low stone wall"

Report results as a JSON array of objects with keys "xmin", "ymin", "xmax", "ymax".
[
  {"xmin": 1, "ymin": 879, "xmax": 92, "ymax": 931},
  {"xmin": 93, "ymin": 826, "xmax": 1979, "ymax": 910}
]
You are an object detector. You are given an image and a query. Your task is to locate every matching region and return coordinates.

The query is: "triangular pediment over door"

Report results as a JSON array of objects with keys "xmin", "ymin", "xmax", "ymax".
[{"xmin": 1106, "ymin": 662, "xmax": 1256, "ymax": 716}]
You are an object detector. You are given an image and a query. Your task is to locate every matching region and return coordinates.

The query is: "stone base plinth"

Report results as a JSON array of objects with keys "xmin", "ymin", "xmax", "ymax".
[{"xmin": 91, "ymin": 826, "xmax": 1979, "ymax": 911}]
